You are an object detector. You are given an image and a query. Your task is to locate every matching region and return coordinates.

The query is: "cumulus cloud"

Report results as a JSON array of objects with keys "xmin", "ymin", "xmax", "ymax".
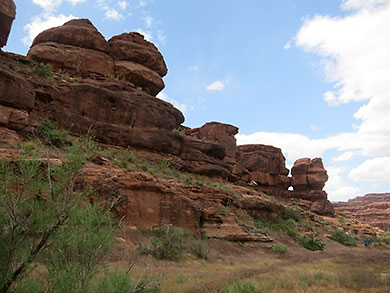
[
  {"xmin": 349, "ymin": 157, "xmax": 390, "ymax": 182},
  {"xmin": 206, "ymin": 80, "xmax": 225, "ymax": 91},
  {"xmin": 157, "ymin": 92, "xmax": 187, "ymax": 113},
  {"xmin": 341, "ymin": 0, "xmax": 390, "ymax": 10},
  {"xmin": 326, "ymin": 166, "xmax": 361, "ymax": 201},
  {"xmin": 32, "ymin": 0, "xmax": 85, "ymax": 11},
  {"xmin": 23, "ymin": 13, "xmax": 76, "ymax": 46},
  {"xmin": 105, "ymin": 8, "xmax": 123, "ymax": 20},
  {"xmin": 117, "ymin": 0, "xmax": 127, "ymax": 9},
  {"xmin": 283, "ymin": 41, "xmax": 291, "ymax": 50},
  {"xmin": 239, "ymin": 1, "xmax": 390, "ymax": 201},
  {"xmin": 332, "ymin": 151, "xmax": 355, "ymax": 162}
]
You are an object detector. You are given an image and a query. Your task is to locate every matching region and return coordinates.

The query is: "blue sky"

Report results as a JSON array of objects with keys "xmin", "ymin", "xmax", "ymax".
[{"xmin": 5, "ymin": 0, "xmax": 390, "ymax": 202}]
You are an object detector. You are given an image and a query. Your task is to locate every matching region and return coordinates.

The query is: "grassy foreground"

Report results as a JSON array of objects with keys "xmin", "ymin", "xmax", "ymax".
[{"xmin": 110, "ymin": 229, "xmax": 390, "ymax": 293}]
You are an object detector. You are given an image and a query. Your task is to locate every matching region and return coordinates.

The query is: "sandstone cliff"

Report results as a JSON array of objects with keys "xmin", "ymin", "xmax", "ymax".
[
  {"xmin": 334, "ymin": 193, "xmax": 390, "ymax": 231},
  {"xmin": 0, "ymin": 1, "xmax": 336, "ymax": 241}
]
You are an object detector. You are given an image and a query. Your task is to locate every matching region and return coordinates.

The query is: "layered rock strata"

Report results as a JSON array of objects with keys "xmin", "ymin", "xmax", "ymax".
[{"xmin": 334, "ymin": 193, "xmax": 390, "ymax": 231}]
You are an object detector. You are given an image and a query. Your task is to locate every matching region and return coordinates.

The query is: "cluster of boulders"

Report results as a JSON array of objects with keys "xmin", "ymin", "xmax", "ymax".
[
  {"xmin": 186, "ymin": 122, "xmax": 334, "ymax": 216},
  {"xmin": 27, "ymin": 19, "xmax": 166, "ymax": 96},
  {"xmin": 0, "ymin": 0, "xmax": 334, "ymax": 218}
]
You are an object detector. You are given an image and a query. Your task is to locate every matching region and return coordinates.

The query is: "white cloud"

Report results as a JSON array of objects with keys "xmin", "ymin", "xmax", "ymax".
[
  {"xmin": 32, "ymin": 0, "xmax": 85, "ymax": 11},
  {"xmin": 283, "ymin": 41, "xmax": 291, "ymax": 50},
  {"xmin": 143, "ymin": 16, "xmax": 153, "ymax": 27},
  {"xmin": 349, "ymin": 157, "xmax": 390, "ymax": 182},
  {"xmin": 206, "ymin": 80, "xmax": 225, "ymax": 91},
  {"xmin": 239, "ymin": 2, "xmax": 390, "ymax": 201},
  {"xmin": 326, "ymin": 166, "xmax": 361, "ymax": 201},
  {"xmin": 117, "ymin": 0, "xmax": 127, "ymax": 9},
  {"xmin": 68, "ymin": 0, "xmax": 86, "ymax": 4},
  {"xmin": 188, "ymin": 65, "xmax": 199, "ymax": 72},
  {"xmin": 328, "ymin": 186, "xmax": 361, "ymax": 202},
  {"xmin": 136, "ymin": 29, "xmax": 152, "ymax": 42},
  {"xmin": 105, "ymin": 8, "xmax": 123, "ymax": 20},
  {"xmin": 332, "ymin": 151, "xmax": 355, "ymax": 162},
  {"xmin": 341, "ymin": 0, "xmax": 390, "ymax": 10},
  {"xmin": 157, "ymin": 30, "xmax": 166, "ymax": 46},
  {"xmin": 23, "ymin": 13, "xmax": 75, "ymax": 46},
  {"xmin": 157, "ymin": 92, "xmax": 187, "ymax": 113},
  {"xmin": 32, "ymin": 0, "xmax": 62, "ymax": 11}
]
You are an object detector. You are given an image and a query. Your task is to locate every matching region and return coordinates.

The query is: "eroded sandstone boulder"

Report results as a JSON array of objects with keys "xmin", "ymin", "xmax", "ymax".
[
  {"xmin": 28, "ymin": 19, "xmax": 114, "ymax": 76},
  {"xmin": 239, "ymin": 144, "xmax": 290, "ymax": 191},
  {"xmin": 0, "ymin": 0, "xmax": 15, "ymax": 47},
  {"xmin": 186, "ymin": 122, "xmax": 239, "ymax": 164},
  {"xmin": 108, "ymin": 32, "xmax": 167, "ymax": 77},
  {"xmin": 0, "ymin": 66, "xmax": 35, "ymax": 111},
  {"xmin": 31, "ymin": 19, "xmax": 109, "ymax": 52},
  {"xmin": 115, "ymin": 61, "xmax": 164, "ymax": 96},
  {"xmin": 291, "ymin": 158, "xmax": 328, "ymax": 191}
]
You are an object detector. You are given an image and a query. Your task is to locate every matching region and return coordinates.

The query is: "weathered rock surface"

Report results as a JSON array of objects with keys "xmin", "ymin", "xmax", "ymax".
[
  {"xmin": 186, "ymin": 122, "xmax": 239, "ymax": 164},
  {"xmin": 291, "ymin": 158, "xmax": 328, "ymax": 191},
  {"xmin": 0, "ymin": 0, "xmax": 15, "ymax": 47},
  {"xmin": 31, "ymin": 19, "xmax": 109, "ymax": 52},
  {"xmin": 287, "ymin": 158, "xmax": 333, "ymax": 216},
  {"xmin": 239, "ymin": 144, "xmax": 290, "ymax": 191},
  {"xmin": 28, "ymin": 42, "xmax": 114, "ymax": 76},
  {"xmin": 115, "ymin": 61, "xmax": 164, "ymax": 96},
  {"xmin": 28, "ymin": 20, "xmax": 115, "ymax": 76},
  {"xmin": 108, "ymin": 32, "xmax": 167, "ymax": 77},
  {"xmin": 334, "ymin": 193, "xmax": 390, "ymax": 231},
  {"xmin": 80, "ymin": 162, "xmax": 273, "ymax": 241},
  {"xmin": 0, "ymin": 66, "xmax": 35, "ymax": 111}
]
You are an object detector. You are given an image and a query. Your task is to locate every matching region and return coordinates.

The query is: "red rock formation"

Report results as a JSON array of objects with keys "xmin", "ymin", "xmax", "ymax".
[
  {"xmin": 288, "ymin": 158, "xmax": 334, "ymax": 216},
  {"xmin": 115, "ymin": 61, "xmax": 164, "ymax": 96},
  {"xmin": 185, "ymin": 122, "xmax": 239, "ymax": 164},
  {"xmin": 108, "ymin": 32, "xmax": 167, "ymax": 77},
  {"xmin": 80, "ymin": 162, "xmax": 275, "ymax": 241},
  {"xmin": 334, "ymin": 193, "xmax": 390, "ymax": 231},
  {"xmin": 28, "ymin": 19, "xmax": 115, "ymax": 76},
  {"xmin": 239, "ymin": 144, "xmax": 290, "ymax": 192},
  {"xmin": 291, "ymin": 158, "xmax": 328, "ymax": 191},
  {"xmin": 0, "ymin": 0, "xmax": 15, "ymax": 47}
]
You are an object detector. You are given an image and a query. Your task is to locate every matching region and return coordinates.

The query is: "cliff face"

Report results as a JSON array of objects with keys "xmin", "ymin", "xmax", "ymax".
[
  {"xmin": 0, "ymin": 3, "xmax": 336, "ymax": 240},
  {"xmin": 334, "ymin": 193, "xmax": 390, "ymax": 231}
]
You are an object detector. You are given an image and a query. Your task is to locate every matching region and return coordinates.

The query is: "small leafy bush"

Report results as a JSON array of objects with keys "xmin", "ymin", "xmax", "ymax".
[
  {"xmin": 272, "ymin": 243, "xmax": 289, "ymax": 254},
  {"xmin": 138, "ymin": 226, "xmax": 209, "ymax": 261},
  {"xmin": 297, "ymin": 233, "xmax": 325, "ymax": 251},
  {"xmin": 32, "ymin": 62, "xmax": 54, "ymax": 81},
  {"xmin": 331, "ymin": 229, "xmax": 357, "ymax": 247},
  {"xmin": 37, "ymin": 120, "xmax": 68, "ymax": 147},
  {"xmin": 94, "ymin": 269, "xmax": 160, "ymax": 293},
  {"xmin": 220, "ymin": 279, "xmax": 262, "ymax": 293},
  {"xmin": 139, "ymin": 226, "xmax": 189, "ymax": 261},
  {"xmin": 281, "ymin": 207, "xmax": 301, "ymax": 222}
]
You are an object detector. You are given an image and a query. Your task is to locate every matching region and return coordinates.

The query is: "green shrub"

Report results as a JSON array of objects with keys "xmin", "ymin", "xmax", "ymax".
[
  {"xmin": 281, "ymin": 207, "xmax": 301, "ymax": 222},
  {"xmin": 220, "ymin": 279, "xmax": 262, "ymax": 293},
  {"xmin": 94, "ymin": 269, "xmax": 160, "ymax": 293},
  {"xmin": 32, "ymin": 62, "xmax": 54, "ymax": 81},
  {"xmin": 37, "ymin": 120, "xmax": 69, "ymax": 147},
  {"xmin": 331, "ymin": 229, "xmax": 357, "ymax": 247},
  {"xmin": 296, "ymin": 233, "xmax": 325, "ymax": 251},
  {"xmin": 139, "ymin": 226, "xmax": 189, "ymax": 261},
  {"xmin": 272, "ymin": 243, "xmax": 289, "ymax": 254},
  {"xmin": 0, "ymin": 141, "xmax": 116, "ymax": 292}
]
